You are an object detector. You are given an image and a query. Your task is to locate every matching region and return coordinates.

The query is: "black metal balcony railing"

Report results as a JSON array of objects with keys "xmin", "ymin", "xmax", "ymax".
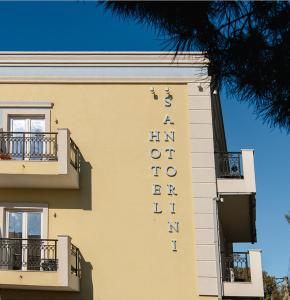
[
  {"xmin": 0, "ymin": 238, "xmax": 58, "ymax": 271},
  {"xmin": 0, "ymin": 132, "xmax": 80, "ymax": 172},
  {"xmin": 215, "ymin": 152, "xmax": 243, "ymax": 178},
  {"xmin": 0, "ymin": 132, "xmax": 58, "ymax": 161},
  {"xmin": 71, "ymin": 243, "xmax": 81, "ymax": 278},
  {"xmin": 70, "ymin": 139, "xmax": 81, "ymax": 172},
  {"xmin": 222, "ymin": 252, "xmax": 251, "ymax": 282}
]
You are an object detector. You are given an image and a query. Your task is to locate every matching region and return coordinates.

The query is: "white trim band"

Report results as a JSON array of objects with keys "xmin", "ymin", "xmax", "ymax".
[{"xmin": 0, "ymin": 101, "xmax": 53, "ymax": 108}]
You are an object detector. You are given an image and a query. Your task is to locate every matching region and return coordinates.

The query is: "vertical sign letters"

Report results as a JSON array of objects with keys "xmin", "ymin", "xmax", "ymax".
[{"xmin": 149, "ymin": 89, "xmax": 179, "ymax": 252}]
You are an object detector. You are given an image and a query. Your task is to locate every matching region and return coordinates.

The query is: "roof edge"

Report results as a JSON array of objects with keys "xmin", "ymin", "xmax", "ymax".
[
  {"xmin": 0, "ymin": 51, "xmax": 205, "ymax": 55},
  {"xmin": 0, "ymin": 51, "xmax": 208, "ymax": 66}
]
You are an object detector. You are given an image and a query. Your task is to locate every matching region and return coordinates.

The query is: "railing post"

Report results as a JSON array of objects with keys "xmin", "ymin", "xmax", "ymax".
[
  {"xmin": 75, "ymin": 248, "xmax": 78, "ymax": 276},
  {"xmin": 54, "ymin": 133, "xmax": 58, "ymax": 160},
  {"xmin": 55, "ymin": 239, "xmax": 58, "ymax": 263},
  {"xmin": 0, "ymin": 128, "xmax": 3, "ymax": 154},
  {"xmin": 22, "ymin": 132, "xmax": 25, "ymax": 160},
  {"xmin": 57, "ymin": 235, "xmax": 71, "ymax": 287},
  {"xmin": 241, "ymin": 149, "xmax": 256, "ymax": 193},
  {"xmin": 248, "ymin": 250, "xmax": 264, "ymax": 295},
  {"xmin": 57, "ymin": 129, "xmax": 70, "ymax": 174}
]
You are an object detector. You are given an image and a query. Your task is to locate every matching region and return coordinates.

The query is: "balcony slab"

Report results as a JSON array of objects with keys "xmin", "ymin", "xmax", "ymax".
[
  {"xmin": 0, "ymin": 162, "xmax": 78, "ymax": 189},
  {"xmin": 217, "ymin": 150, "xmax": 256, "ymax": 194},
  {"xmin": 0, "ymin": 236, "xmax": 80, "ymax": 292},
  {"xmin": 0, "ymin": 129, "xmax": 79, "ymax": 189},
  {"xmin": 223, "ymin": 250, "xmax": 264, "ymax": 298}
]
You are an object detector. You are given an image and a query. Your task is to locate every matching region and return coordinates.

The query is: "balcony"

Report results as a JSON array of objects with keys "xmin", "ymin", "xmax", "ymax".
[
  {"xmin": 215, "ymin": 150, "xmax": 256, "ymax": 194},
  {"xmin": 0, "ymin": 235, "xmax": 80, "ymax": 291},
  {"xmin": 222, "ymin": 250, "xmax": 264, "ymax": 298},
  {"xmin": 215, "ymin": 150, "xmax": 256, "ymax": 243},
  {"xmin": 0, "ymin": 129, "xmax": 80, "ymax": 189}
]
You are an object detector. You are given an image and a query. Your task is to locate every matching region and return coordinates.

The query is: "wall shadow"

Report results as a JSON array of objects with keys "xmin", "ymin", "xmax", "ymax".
[
  {"xmin": 78, "ymin": 255, "xmax": 94, "ymax": 300},
  {"xmin": 0, "ymin": 251, "xmax": 93, "ymax": 300},
  {"xmin": 0, "ymin": 149, "xmax": 94, "ymax": 300},
  {"xmin": 0, "ymin": 153, "xmax": 93, "ymax": 211}
]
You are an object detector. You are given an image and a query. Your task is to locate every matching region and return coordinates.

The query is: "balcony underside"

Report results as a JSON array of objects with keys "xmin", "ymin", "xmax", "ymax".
[
  {"xmin": 219, "ymin": 194, "xmax": 256, "ymax": 243},
  {"xmin": 0, "ymin": 161, "xmax": 79, "ymax": 189}
]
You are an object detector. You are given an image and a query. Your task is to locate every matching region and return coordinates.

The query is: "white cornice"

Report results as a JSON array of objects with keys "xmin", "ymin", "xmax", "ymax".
[
  {"xmin": 0, "ymin": 76, "xmax": 210, "ymax": 83},
  {"xmin": 0, "ymin": 52, "xmax": 208, "ymax": 66},
  {"xmin": 0, "ymin": 52, "xmax": 209, "ymax": 83}
]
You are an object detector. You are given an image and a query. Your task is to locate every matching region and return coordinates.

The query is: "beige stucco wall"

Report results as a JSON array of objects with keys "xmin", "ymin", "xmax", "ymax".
[{"xmin": 0, "ymin": 83, "xmax": 215, "ymax": 300}]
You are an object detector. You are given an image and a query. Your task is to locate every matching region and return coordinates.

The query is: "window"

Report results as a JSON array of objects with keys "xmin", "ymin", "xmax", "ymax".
[
  {"xmin": 0, "ymin": 102, "xmax": 52, "ymax": 132},
  {"xmin": 0, "ymin": 102, "xmax": 53, "ymax": 161},
  {"xmin": 0, "ymin": 203, "xmax": 48, "ymax": 271},
  {"xmin": 6, "ymin": 210, "xmax": 42, "ymax": 239},
  {"xmin": 5, "ymin": 209, "xmax": 43, "ymax": 270},
  {"xmin": 9, "ymin": 116, "xmax": 45, "ymax": 133},
  {"xmin": 8, "ymin": 116, "xmax": 45, "ymax": 160}
]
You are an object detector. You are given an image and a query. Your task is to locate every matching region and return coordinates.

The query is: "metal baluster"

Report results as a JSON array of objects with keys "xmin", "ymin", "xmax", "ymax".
[
  {"xmin": 55, "ymin": 240, "xmax": 57, "ymax": 266},
  {"xmin": 22, "ymin": 132, "xmax": 25, "ymax": 160},
  {"xmin": 53, "ymin": 133, "xmax": 57, "ymax": 160},
  {"xmin": 76, "ymin": 248, "xmax": 78, "ymax": 276},
  {"xmin": 245, "ymin": 252, "xmax": 250, "ymax": 280}
]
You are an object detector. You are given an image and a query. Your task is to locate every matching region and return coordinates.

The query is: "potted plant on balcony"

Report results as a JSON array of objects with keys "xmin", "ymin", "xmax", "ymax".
[
  {"xmin": 0, "ymin": 153, "xmax": 11, "ymax": 160},
  {"xmin": 0, "ymin": 149, "xmax": 12, "ymax": 160}
]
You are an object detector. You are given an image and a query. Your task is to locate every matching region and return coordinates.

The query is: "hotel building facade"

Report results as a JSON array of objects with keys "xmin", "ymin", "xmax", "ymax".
[{"xmin": 0, "ymin": 52, "xmax": 263, "ymax": 300}]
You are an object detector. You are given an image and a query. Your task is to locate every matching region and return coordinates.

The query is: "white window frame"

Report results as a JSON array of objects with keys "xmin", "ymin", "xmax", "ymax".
[
  {"xmin": 9, "ymin": 115, "xmax": 46, "ymax": 133},
  {"xmin": 5, "ymin": 209, "xmax": 44, "ymax": 271},
  {"xmin": 0, "ymin": 203, "xmax": 48, "ymax": 271},
  {"xmin": 5, "ymin": 209, "xmax": 44, "ymax": 239},
  {"xmin": 8, "ymin": 116, "xmax": 47, "ymax": 160},
  {"xmin": 0, "ymin": 203, "xmax": 48, "ymax": 239},
  {"xmin": 2, "ymin": 108, "xmax": 50, "ymax": 132}
]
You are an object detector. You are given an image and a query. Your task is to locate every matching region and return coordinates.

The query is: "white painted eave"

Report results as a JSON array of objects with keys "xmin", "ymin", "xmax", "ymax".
[
  {"xmin": 0, "ymin": 52, "xmax": 209, "ymax": 83},
  {"xmin": 0, "ymin": 51, "xmax": 208, "ymax": 66}
]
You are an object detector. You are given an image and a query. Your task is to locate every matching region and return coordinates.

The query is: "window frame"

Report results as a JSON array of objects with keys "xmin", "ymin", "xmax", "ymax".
[
  {"xmin": 0, "ymin": 203, "xmax": 48, "ymax": 239},
  {"xmin": 2, "ymin": 108, "xmax": 51, "ymax": 132}
]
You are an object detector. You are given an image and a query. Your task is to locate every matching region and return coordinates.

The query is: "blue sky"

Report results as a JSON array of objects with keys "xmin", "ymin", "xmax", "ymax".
[{"xmin": 0, "ymin": 1, "xmax": 289, "ymax": 278}]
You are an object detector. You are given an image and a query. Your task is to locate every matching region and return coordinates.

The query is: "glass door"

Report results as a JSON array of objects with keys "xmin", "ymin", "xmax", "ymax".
[
  {"xmin": 27, "ymin": 212, "xmax": 42, "ymax": 270},
  {"xmin": 9, "ymin": 116, "xmax": 45, "ymax": 160},
  {"xmin": 6, "ymin": 211, "xmax": 23, "ymax": 270},
  {"xmin": 6, "ymin": 210, "xmax": 42, "ymax": 270},
  {"xmin": 9, "ymin": 118, "xmax": 26, "ymax": 160},
  {"xmin": 30, "ymin": 119, "xmax": 46, "ymax": 160}
]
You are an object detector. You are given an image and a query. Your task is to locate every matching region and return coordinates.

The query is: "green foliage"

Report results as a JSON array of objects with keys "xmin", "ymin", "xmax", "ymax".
[
  {"xmin": 263, "ymin": 271, "xmax": 283, "ymax": 300},
  {"xmin": 286, "ymin": 212, "xmax": 290, "ymax": 224},
  {"xmin": 105, "ymin": 1, "xmax": 290, "ymax": 131}
]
